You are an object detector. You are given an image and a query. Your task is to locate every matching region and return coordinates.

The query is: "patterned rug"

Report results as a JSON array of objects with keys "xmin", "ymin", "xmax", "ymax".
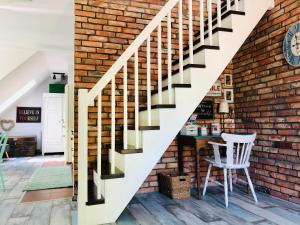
[{"xmin": 23, "ymin": 166, "xmax": 72, "ymax": 191}]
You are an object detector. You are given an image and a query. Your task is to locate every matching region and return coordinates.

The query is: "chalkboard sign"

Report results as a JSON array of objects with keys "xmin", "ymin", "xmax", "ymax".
[
  {"xmin": 16, "ymin": 107, "xmax": 41, "ymax": 123},
  {"xmin": 196, "ymin": 101, "xmax": 214, "ymax": 119}
]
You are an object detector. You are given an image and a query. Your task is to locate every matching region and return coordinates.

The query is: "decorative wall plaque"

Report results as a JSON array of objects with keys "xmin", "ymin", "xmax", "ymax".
[{"xmin": 16, "ymin": 107, "xmax": 41, "ymax": 123}]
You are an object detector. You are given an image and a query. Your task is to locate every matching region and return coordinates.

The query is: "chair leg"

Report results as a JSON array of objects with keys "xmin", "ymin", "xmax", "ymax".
[
  {"xmin": 229, "ymin": 169, "xmax": 233, "ymax": 192},
  {"xmin": 224, "ymin": 168, "xmax": 228, "ymax": 208},
  {"xmin": 0, "ymin": 170, "xmax": 5, "ymax": 190},
  {"xmin": 244, "ymin": 168, "xmax": 257, "ymax": 203},
  {"xmin": 5, "ymin": 152, "xmax": 9, "ymax": 159},
  {"xmin": 202, "ymin": 164, "xmax": 212, "ymax": 196}
]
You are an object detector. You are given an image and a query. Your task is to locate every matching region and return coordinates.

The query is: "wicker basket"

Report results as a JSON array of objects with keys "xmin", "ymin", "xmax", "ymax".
[{"xmin": 158, "ymin": 172, "xmax": 191, "ymax": 199}]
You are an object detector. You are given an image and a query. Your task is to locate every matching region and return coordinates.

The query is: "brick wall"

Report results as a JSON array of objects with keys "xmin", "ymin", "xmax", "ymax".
[{"xmin": 232, "ymin": 0, "xmax": 300, "ymax": 204}]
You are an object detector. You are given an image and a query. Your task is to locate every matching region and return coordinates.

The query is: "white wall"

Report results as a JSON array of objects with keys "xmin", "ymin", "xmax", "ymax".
[
  {"xmin": 0, "ymin": 0, "xmax": 74, "ymax": 153},
  {"xmin": 0, "ymin": 78, "xmax": 50, "ymax": 150},
  {"xmin": 0, "ymin": 46, "xmax": 36, "ymax": 81},
  {"xmin": 0, "ymin": 50, "xmax": 71, "ymax": 115}
]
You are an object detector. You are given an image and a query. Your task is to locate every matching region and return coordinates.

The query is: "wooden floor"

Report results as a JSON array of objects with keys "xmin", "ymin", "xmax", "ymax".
[
  {"xmin": 1, "ymin": 157, "xmax": 300, "ymax": 225},
  {"xmin": 0, "ymin": 156, "xmax": 74, "ymax": 225},
  {"xmin": 117, "ymin": 188, "xmax": 300, "ymax": 225}
]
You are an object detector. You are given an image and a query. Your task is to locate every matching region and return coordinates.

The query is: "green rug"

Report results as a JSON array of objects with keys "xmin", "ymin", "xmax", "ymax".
[{"xmin": 23, "ymin": 166, "xmax": 72, "ymax": 191}]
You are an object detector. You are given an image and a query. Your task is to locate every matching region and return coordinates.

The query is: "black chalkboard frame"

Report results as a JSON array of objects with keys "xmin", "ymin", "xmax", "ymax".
[
  {"xmin": 195, "ymin": 101, "xmax": 214, "ymax": 120},
  {"xmin": 16, "ymin": 107, "xmax": 42, "ymax": 123}
]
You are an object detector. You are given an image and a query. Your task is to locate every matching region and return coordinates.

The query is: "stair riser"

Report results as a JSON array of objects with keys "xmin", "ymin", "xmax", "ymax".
[
  {"xmin": 173, "ymin": 33, "xmax": 219, "ymax": 70},
  {"xmin": 173, "ymin": 51, "xmax": 206, "ymax": 71},
  {"xmin": 194, "ymin": 15, "xmax": 233, "ymax": 41},
  {"xmin": 115, "ymin": 151, "xmax": 125, "ymax": 171},
  {"xmin": 162, "ymin": 68, "xmax": 191, "ymax": 87},
  {"xmin": 127, "ymin": 130, "xmax": 142, "ymax": 149},
  {"xmin": 151, "ymin": 88, "xmax": 175, "ymax": 105},
  {"xmin": 92, "ymin": 170, "xmax": 103, "ymax": 200},
  {"xmin": 139, "ymin": 109, "xmax": 160, "ymax": 126}
]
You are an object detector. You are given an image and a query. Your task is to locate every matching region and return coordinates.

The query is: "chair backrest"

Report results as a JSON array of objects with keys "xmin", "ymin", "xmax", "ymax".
[
  {"xmin": 0, "ymin": 132, "xmax": 8, "ymax": 163},
  {"xmin": 221, "ymin": 133, "xmax": 256, "ymax": 167}
]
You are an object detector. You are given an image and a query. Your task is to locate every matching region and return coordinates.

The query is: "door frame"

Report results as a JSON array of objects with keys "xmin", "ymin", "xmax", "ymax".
[{"xmin": 64, "ymin": 84, "xmax": 74, "ymax": 164}]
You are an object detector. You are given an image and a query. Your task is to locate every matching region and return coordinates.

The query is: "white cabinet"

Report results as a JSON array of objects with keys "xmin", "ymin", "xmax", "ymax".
[{"xmin": 42, "ymin": 93, "xmax": 65, "ymax": 155}]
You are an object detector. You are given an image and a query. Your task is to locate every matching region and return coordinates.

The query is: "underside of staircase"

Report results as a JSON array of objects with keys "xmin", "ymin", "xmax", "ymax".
[{"xmin": 77, "ymin": 0, "xmax": 275, "ymax": 224}]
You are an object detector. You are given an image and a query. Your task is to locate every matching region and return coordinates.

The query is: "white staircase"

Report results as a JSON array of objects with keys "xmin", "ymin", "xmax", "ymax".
[{"xmin": 77, "ymin": 0, "xmax": 274, "ymax": 224}]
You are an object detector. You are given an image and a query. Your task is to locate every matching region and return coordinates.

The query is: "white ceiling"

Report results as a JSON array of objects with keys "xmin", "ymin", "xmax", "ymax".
[
  {"xmin": 0, "ymin": 0, "xmax": 73, "ymax": 50},
  {"xmin": 0, "ymin": 0, "xmax": 74, "ymax": 80}
]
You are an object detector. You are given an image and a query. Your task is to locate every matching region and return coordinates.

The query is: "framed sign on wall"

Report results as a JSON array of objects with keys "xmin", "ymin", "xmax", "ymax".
[
  {"xmin": 207, "ymin": 80, "xmax": 222, "ymax": 97},
  {"xmin": 196, "ymin": 101, "xmax": 214, "ymax": 119},
  {"xmin": 16, "ymin": 107, "xmax": 42, "ymax": 123}
]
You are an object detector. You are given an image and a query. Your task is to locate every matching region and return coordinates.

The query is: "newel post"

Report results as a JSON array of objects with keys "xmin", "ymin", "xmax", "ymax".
[{"xmin": 77, "ymin": 89, "xmax": 89, "ymax": 224}]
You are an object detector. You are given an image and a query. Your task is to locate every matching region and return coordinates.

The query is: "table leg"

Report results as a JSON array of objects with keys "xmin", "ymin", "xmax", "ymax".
[
  {"xmin": 178, "ymin": 137, "xmax": 184, "ymax": 173},
  {"xmin": 196, "ymin": 148, "xmax": 201, "ymax": 199}
]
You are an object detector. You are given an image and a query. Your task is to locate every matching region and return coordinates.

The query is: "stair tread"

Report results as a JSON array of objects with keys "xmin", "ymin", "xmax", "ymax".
[
  {"xmin": 116, "ymin": 147, "xmax": 143, "ymax": 154},
  {"xmin": 100, "ymin": 163, "xmax": 125, "ymax": 179},
  {"xmin": 128, "ymin": 126, "xmax": 160, "ymax": 131},
  {"xmin": 162, "ymin": 63, "xmax": 208, "ymax": 82},
  {"xmin": 151, "ymin": 84, "xmax": 191, "ymax": 95},
  {"xmin": 139, "ymin": 104, "xmax": 176, "ymax": 112},
  {"xmin": 86, "ymin": 181, "xmax": 105, "ymax": 206},
  {"xmin": 172, "ymin": 63, "xmax": 206, "ymax": 77}
]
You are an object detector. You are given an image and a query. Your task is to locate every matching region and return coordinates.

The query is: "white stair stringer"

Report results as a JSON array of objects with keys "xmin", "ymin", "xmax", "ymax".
[{"xmin": 78, "ymin": 0, "xmax": 274, "ymax": 224}]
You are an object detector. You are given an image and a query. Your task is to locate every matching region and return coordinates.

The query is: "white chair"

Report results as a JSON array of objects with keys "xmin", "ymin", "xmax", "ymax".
[{"xmin": 202, "ymin": 133, "xmax": 257, "ymax": 207}]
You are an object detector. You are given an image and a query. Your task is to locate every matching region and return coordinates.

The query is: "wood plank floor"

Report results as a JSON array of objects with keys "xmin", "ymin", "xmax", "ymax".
[
  {"xmin": 1, "ymin": 157, "xmax": 300, "ymax": 225},
  {"xmin": 0, "ymin": 156, "xmax": 74, "ymax": 225},
  {"xmin": 116, "ymin": 188, "xmax": 300, "ymax": 225}
]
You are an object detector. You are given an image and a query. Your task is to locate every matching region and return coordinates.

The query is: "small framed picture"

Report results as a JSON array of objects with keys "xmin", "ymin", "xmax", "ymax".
[
  {"xmin": 224, "ymin": 89, "xmax": 234, "ymax": 103},
  {"xmin": 224, "ymin": 74, "xmax": 233, "ymax": 87}
]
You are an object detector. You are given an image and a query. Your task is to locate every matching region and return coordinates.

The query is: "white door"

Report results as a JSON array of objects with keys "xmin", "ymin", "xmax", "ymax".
[{"xmin": 42, "ymin": 93, "xmax": 65, "ymax": 154}]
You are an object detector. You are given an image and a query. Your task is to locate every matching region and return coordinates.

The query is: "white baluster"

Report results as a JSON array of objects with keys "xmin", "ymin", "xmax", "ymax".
[
  {"xmin": 179, "ymin": 0, "xmax": 183, "ymax": 83},
  {"xmin": 207, "ymin": 0, "xmax": 213, "ymax": 46},
  {"xmin": 189, "ymin": 0, "xmax": 193, "ymax": 64},
  {"xmin": 147, "ymin": 37, "xmax": 152, "ymax": 126},
  {"xmin": 227, "ymin": 0, "xmax": 231, "ymax": 11},
  {"xmin": 235, "ymin": 0, "xmax": 239, "ymax": 11},
  {"xmin": 200, "ymin": 0, "xmax": 205, "ymax": 46},
  {"xmin": 110, "ymin": 77, "xmax": 115, "ymax": 174},
  {"xmin": 97, "ymin": 92, "xmax": 102, "ymax": 198},
  {"xmin": 158, "ymin": 23, "xmax": 162, "ymax": 104},
  {"xmin": 134, "ymin": 51, "xmax": 139, "ymax": 149},
  {"xmin": 123, "ymin": 64, "xmax": 128, "ymax": 149},
  {"xmin": 217, "ymin": 0, "xmax": 222, "ymax": 27},
  {"xmin": 167, "ymin": 13, "xmax": 173, "ymax": 104}
]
